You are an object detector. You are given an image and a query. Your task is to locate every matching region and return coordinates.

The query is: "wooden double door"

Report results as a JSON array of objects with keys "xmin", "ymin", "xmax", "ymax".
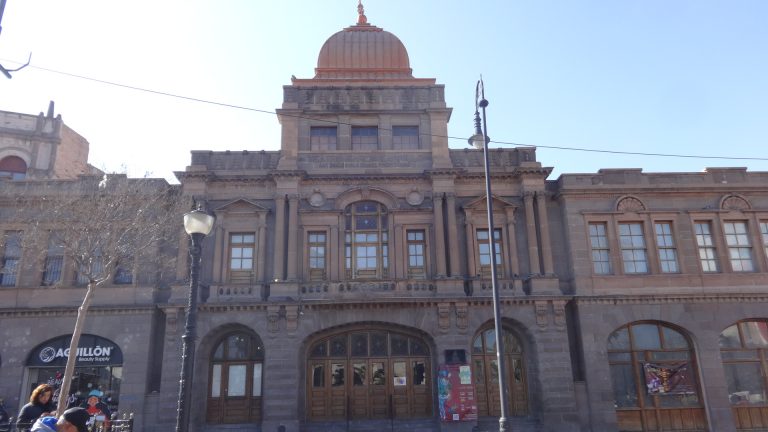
[
  {"xmin": 472, "ymin": 327, "xmax": 529, "ymax": 417},
  {"xmin": 307, "ymin": 330, "xmax": 432, "ymax": 421}
]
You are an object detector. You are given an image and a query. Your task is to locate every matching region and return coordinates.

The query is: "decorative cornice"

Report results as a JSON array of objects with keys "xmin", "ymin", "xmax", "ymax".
[
  {"xmin": 575, "ymin": 293, "xmax": 768, "ymax": 305},
  {"xmin": 0, "ymin": 305, "xmax": 155, "ymax": 318}
]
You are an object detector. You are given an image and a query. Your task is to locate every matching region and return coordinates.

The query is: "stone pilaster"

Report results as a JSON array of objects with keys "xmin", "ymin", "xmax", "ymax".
[{"xmin": 524, "ymin": 192, "xmax": 541, "ymax": 275}]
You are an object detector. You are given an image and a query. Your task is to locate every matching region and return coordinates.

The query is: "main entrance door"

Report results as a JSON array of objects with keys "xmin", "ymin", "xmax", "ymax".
[
  {"xmin": 207, "ymin": 332, "xmax": 263, "ymax": 424},
  {"xmin": 307, "ymin": 327, "xmax": 432, "ymax": 421},
  {"xmin": 472, "ymin": 326, "xmax": 529, "ymax": 417}
]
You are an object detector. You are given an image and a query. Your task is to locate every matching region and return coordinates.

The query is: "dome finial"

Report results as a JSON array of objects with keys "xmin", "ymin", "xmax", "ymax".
[{"xmin": 357, "ymin": 1, "xmax": 368, "ymax": 25}]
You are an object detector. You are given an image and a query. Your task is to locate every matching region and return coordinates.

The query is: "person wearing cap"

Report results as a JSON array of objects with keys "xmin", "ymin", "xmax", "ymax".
[
  {"xmin": 56, "ymin": 408, "xmax": 89, "ymax": 432},
  {"xmin": 31, "ymin": 416, "xmax": 58, "ymax": 432}
]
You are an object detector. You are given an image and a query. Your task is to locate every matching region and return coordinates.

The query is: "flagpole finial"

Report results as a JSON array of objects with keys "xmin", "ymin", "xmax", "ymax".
[{"xmin": 357, "ymin": 1, "xmax": 368, "ymax": 25}]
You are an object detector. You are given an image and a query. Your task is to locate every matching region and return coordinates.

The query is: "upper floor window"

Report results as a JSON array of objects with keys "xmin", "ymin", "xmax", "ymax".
[
  {"xmin": 345, "ymin": 201, "xmax": 388, "ymax": 279},
  {"xmin": 113, "ymin": 258, "xmax": 133, "ymax": 284},
  {"xmin": 1, "ymin": 231, "xmax": 22, "ymax": 287},
  {"xmin": 618, "ymin": 223, "xmax": 648, "ymax": 274},
  {"xmin": 724, "ymin": 221, "xmax": 754, "ymax": 272},
  {"xmin": 42, "ymin": 232, "xmax": 64, "ymax": 286},
  {"xmin": 476, "ymin": 228, "xmax": 503, "ymax": 278},
  {"xmin": 75, "ymin": 248, "xmax": 105, "ymax": 286},
  {"xmin": 308, "ymin": 232, "xmax": 327, "ymax": 281},
  {"xmin": 589, "ymin": 223, "xmax": 611, "ymax": 275},
  {"xmin": 406, "ymin": 230, "xmax": 426, "ymax": 279},
  {"xmin": 229, "ymin": 233, "xmax": 255, "ymax": 283},
  {"xmin": 761, "ymin": 221, "xmax": 768, "ymax": 262},
  {"xmin": 392, "ymin": 126, "xmax": 419, "ymax": 150},
  {"xmin": 352, "ymin": 127, "xmax": 378, "ymax": 151},
  {"xmin": 654, "ymin": 222, "xmax": 679, "ymax": 273},
  {"xmin": 310, "ymin": 127, "xmax": 337, "ymax": 151},
  {"xmin": 0, "ymin": 156, "xmax": 27, "ymax": 180},
  {"xmin": 694, "ymin": 222, "xmax": 719, "ymax": 272}
]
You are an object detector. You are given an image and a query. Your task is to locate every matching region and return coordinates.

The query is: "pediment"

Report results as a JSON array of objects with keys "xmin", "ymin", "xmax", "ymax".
[
  {"xmin": 214, "ymin": 198, "xmax": 269, "ymax": 215},
  {"xmin": 463, "ymin": 195, "xmax": 516, "ymax": 211}
]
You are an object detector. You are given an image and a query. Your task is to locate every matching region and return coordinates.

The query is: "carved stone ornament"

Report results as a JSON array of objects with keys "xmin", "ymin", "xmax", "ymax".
[
  {"xmin": 406, "ymin": 189, "xmax": 424, "ymax": 206},
  {"xmin": 438, "ymin": 303, "xmax": 451, "ymax": 330},
  {"xmin": 535, "ymin": 301, "xmax": 549, "ymax": 329},
  {"xmin": 721, "ymin": 194, "xmax": 751, "ymax": 211},
  {"xmin": 553, "ymin": 300, "xmax": 566, "ymax": 328},
  {"xmin": 267, "ymin": 305, "xmax": 281, "ymax": 333},
  {"xmin": 455, "ymin": 302, "xmax": 469, "ymax": 330},
  {"xmin": 308, "ymin": 190, "xmax": 326, "ymax": 207},
  {"xmin": 616, "ymin": 196, "xmax": 646, "ymax": 212},
  {"xmin": 285, "ymin": 305, "xmax": 299, "ymax": 332}
]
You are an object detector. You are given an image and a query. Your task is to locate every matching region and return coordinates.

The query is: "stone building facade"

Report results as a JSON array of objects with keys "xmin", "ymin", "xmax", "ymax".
[{"xmin": 2, "ymin": 7, "xmax": 768, "ymax": 432}]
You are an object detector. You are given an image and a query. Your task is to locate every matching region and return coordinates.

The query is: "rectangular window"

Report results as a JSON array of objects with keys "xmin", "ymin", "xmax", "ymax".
[
  {"xmin": 694, "ymin": 222, "xmax": 719, "ymax": 272},
  {"xmin": 654, "ymin": 222, "xmax": 679, "ymax": 273},
  {"xmin": 1, "ymin": 231, "xmax": 22, "ymax": 287},
  {"xmin": 406, "ymin": 230, "xmax": 426, "ymax": 279},
  {"xmin": 724, "ymin": 221, "xmax": 754, "ymax": 272},
  {"xmin": 392, "ymin": 126, "xmax": 419, "ymax": 150},
  {"xmin": 761, "ymin": 222, "xmax": 768, "ymax": 262},
  {"xmin": 75, "ymin": 249, "xmax": 105, "ymax": 285},
  {"xmin": 476, "ymin": 229, "xmax": 503, "ymax": 277},
  {"xmin": 113, "ymin": 258, "xmax": 133, "ymax": 284},
  {"xmin": 308, "ymin": 231, "xmax": 326, "ymax": 281},
  {"xmin": 310, "ymin": 126, "xmax": 337, "ymax": 151},
  {"xmin": 619, "ymin": 223, "xmax": 648, "ymax": 274},
  {"xmin": 589, "ymin": 223, "xmax": 611, "ymax": 275},
  {"xmin": 229, "ymin": 233, "xmax": 255, "ymax": 283},
  {"xmin": 42, "ymin": 233, "xmax": 64, "ymax": 286},
  {"xmin": 352, "ymin": 126, "xmax": 378, "ymax": 151}
]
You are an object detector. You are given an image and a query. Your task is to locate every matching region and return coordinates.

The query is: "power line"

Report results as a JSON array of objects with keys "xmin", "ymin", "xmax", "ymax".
[{"xmin": 6, "ymin": 59, "xmax": 768, "ymax": 162}]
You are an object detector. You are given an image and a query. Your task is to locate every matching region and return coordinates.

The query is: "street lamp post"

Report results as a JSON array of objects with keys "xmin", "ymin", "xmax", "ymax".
[
  {"xmin": 176, "ymin": 208, "xmax": 216, "ymax": 432},
  {"xmin": 468, "ymin": 78, "xmax": 511, "ymax": 432}
]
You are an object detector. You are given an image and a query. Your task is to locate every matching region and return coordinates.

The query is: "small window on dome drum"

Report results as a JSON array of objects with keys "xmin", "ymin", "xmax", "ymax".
[{"xmin": 310, "ymin": 127, "xmax": 337, "ymax": 151}]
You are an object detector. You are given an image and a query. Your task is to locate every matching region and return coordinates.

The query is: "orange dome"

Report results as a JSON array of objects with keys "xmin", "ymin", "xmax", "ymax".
[{"xmin": 314, "ymin": 23, "xmax": 413, "ymax": 80}]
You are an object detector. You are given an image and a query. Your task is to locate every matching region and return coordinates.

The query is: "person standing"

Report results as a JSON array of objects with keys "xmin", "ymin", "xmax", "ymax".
[{"xmin": 17, "ymin": 385, "xmax": 55, "ymax": 427}]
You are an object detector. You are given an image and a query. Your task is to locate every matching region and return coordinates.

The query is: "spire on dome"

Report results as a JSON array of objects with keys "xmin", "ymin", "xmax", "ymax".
[{"xmin": 357, "ymin": 1, "xmax": 368, "ymax": 25}]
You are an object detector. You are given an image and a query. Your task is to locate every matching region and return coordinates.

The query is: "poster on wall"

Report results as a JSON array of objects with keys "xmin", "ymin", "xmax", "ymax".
[
  {"xmin": 437, "ymin": 364, "xmax": 477, "ymax": 422},
  {"xmin": 643, "ymin": 362, "xmax": 695, "ymax": 395}
]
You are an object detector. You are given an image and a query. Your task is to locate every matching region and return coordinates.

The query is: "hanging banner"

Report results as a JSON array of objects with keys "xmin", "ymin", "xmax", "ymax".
[
  {"xmin": 437, "ymin": 364, "xmax": 477, "ymax": 422},
  {"xmin": 643, "ymin": 362, "xmax": 695, "ymax": 395},
  {"xmin": 26, "ymin": 334, "xmax": 123, "ymax": 367}
]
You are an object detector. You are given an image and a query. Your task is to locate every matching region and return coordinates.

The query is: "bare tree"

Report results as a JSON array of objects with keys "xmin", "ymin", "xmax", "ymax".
[{"xmin": 1, "ymin": 174, "xmax": 186, "ymax": 414}]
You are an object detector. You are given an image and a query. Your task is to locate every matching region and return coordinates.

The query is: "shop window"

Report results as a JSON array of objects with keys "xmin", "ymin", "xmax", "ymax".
[
  {"xmin": 392, "ymin": 126, "xmax": 419, "ymax": 150},
  {"xmin": 1, "ymin": 231, "xmax": 22, "ymax": 287},
  {"xmin": 310, "ymin": 127, "xmax": 337, "ymax": 151},
  {"xmin": 344, "ymin": 201, "xmax": 388, "ymax": 279},
  {"xmin": 0, "ymin": 156, "xmax": 27, "ymax": 180},
  {"xmin": 406, "ymin": 230, "xmax": 426, "ymax": 279},
  {"xmin": 619, "ymin": 223, "xmax": 648, "ymax": 274},
  {"xmin": 42, "ymin": 233, "xmax": 64, "ymax": 286},
  {"xmin": 654, "ymin": 222, "xmax": 679, "ymax": 273},
  {"xmin": 694, "ymin": 222, "xmax": 719, "ymax": 272},
  {"xmin": 589, "ymin": 223, "xmax": 611, "ymax": 275},
  {"xmin": 352, "ymin": 126, "xmax": 378, "ymax": 151},
  {"xmin": 476, "ymin": 229, "xmax": 503, "ymax": 278},
  {"xmin": 308, "ymin": 231, "xmax": 327, "ymax": 281},
  {"xmin": 608, "ymin": 322, "xmax": 705, "ymax": 432},
  {"xmin": 229, "ymin": 233, "xmax": 255, "ymax": 283},
  {"xmin": 208, "ymin": 332, "xmax": 264, "ymax": 424},
  {"xmin": 723, "ymin": 221, "xmax": 754, "ymax": 272}
]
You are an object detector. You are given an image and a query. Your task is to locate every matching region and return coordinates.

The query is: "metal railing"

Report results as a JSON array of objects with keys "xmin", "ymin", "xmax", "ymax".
[{"xmin": 3, "ymin": 413, "xmax": 133, "ymax": 432}]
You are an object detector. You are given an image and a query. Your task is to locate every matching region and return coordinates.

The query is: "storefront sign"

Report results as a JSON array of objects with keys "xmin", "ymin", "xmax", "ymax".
[
  {"xmin": 438, "ymin": 364, "xmax": 478, "ymax": 422},
  {"xmin": 27, "ymin": 334, "xmax": 123, "ymax": 367}
]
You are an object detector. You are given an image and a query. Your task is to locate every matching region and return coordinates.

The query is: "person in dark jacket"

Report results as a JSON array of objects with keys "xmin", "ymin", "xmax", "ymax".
[{"xmin": 16, "ymin": 384, "xmax": 55, "ymax": 427}]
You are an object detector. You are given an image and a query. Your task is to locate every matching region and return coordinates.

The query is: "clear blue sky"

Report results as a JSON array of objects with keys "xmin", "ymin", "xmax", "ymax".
[{"xmin": 1, "ymin": 1, "xmax": 767, "ymax": 182}]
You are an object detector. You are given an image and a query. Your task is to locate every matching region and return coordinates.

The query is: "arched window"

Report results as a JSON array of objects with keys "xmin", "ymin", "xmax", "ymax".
[
  {"xmin": 471, "ymin": 326, "xmax": 528, "ymax": 417},
  {"xmin": 207, "ymin": 332, "xmax": 264, "ymax": 424},
  {"xmin": 344, "ymin": 201, "xmax": 388, "ymax": 279},
  {"xmin": 0, "ymin": 156, "xmax": 27, "ymax": 180},
  {"xmin": 608, "ymin": 322, "xmax": 706, "ymax": 431},
  {"xmin": 720, "ymin": 320, "xmax": 768, "ymax": 430}
]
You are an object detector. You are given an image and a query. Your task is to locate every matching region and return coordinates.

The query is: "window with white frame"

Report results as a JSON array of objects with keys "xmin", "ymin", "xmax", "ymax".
[
  {"xmin": 618, "ymin": 223, "xmax": 648, "ymax": 274},
  {"xmin": 723, "ymin": 221, "xmax": 754, "ymax": 272},
  {"xmin": 654, "ymin": 222, "xmax": 679, "ymax": 273},
  {"xmin": 406, "ymin": 230, "xmax": 426, "ymax": 279},
  {"xmin": 1, "ymin": 231, "xmax": 22, "ymax": 287},
  {"xmin": 308, "ymin": 231, "xmax": 327, "ymax": 281},
  {"xmin": 694, "ymin": 222, "xmax": 719, "ymax": 272},
  {"xmin": 589, "ymin": 223, "xmax": 611, "ymax": 275},
  {"xmin": 760, "ymin": 221, "xmax": 768, "ymax": 263},
  {"xmin": 476, "ymin": 228, "xmax": 503, "ymax": 277},
  {"xmin": 344, "ymin": 201, "xmax": 388, "ymax": 279},
  {"xmin": 229, "ymin": 233, "xmax": 255, "ymax": 283}
]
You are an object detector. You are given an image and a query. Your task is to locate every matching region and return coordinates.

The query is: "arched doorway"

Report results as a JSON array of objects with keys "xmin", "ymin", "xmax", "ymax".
[
  {"xmin": 608, "ymin": 321, "xmax": 706, "ymax": 431},
  {"xmin": 471, "ymin": 326, "xmax": 528, "ymax": 417},
  {"xmin": 206, "ymin": 332, "xmax": 264, "ymax": 424},
  {"xmin": 306, "ymin": 325, "xmax": 432, "ymax": 421},
  {"xmin": 719, "ymin": 319, "xmax": 768, "ymax": 430}
]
